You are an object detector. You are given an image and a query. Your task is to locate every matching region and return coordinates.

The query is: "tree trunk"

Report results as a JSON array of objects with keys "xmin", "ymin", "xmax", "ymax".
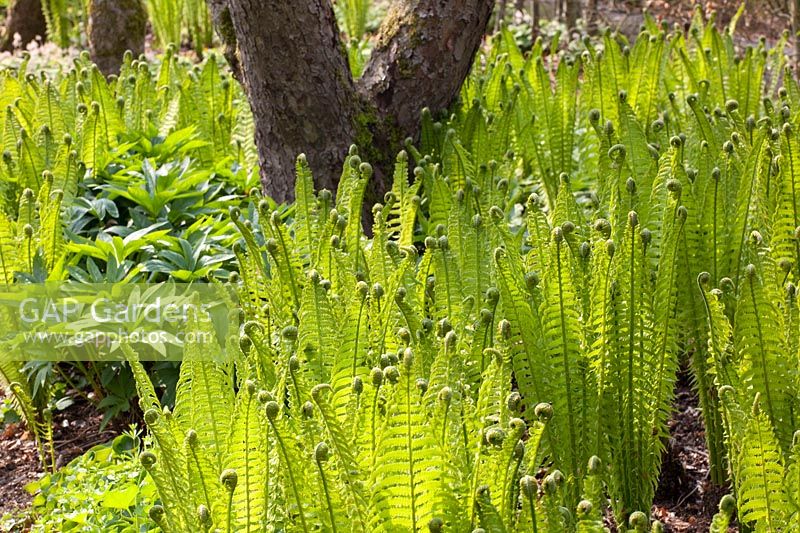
[
  {"xmin": 565, "ymin": 0, "xmax": 581, "ymax": 31},
  {"xmin": 1, "ymin": 0, "xmax": 46, "ymax": 52},
  {"xmin": 225, "ymin": 0, "xmax": 360, "ymax": 201},
  {"xmin": 88, "ymin": 0, "xmax": 147, "ymax": 75},
  {"xmin": 586, "ymin": 0, "xmax": 598, "ymax": 33},
  {"xmin": 359, "ymin": 0, "xmax": 494, "ymax": 144},
  {"xmin": 531, "ymin": 0, "xmax": 540, "ymax": 40},
  {"xmin": 206, "ymin": 0, "xmax": 241, "ymax": 82},
  {"xmin": 495, "ymin": 0, "xmax": 508, "ymax": 31},
  {"xmin": 224, "ymin": 0, "xmax": 494, "ymax": 205}
]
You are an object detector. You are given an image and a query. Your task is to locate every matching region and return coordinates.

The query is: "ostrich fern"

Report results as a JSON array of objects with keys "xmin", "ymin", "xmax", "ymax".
[
  {"xmin": 125, "ymin": 148, "xmax": 687, "ymax": 530},
  {"xmin": 7, "ymin": 5, "xmax": 800, "ymax": 530}
]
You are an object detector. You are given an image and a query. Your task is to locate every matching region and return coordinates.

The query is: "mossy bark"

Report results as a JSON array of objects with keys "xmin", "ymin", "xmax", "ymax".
[
  {"xmin": 206, "ymin": 0, "xmax": 241, "ymax": 81},
  {"xmin": 358, "ymin": 0, "xmax": 494, "ymax": 145},
  {"xmin": 87, "ymin": 0, "xmax": 146, "ymax": 75},
  {"xmin": 223, "ymin": 0, "xmax": 494, "ymax": 206},
  {"xmin": 1, "ymin": 0, "xmax": 46, "ymax": 52}
]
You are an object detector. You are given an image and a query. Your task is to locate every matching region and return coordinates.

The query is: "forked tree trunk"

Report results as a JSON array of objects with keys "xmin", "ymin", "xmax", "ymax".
[
  {"xmin": 222, "ymin": 0, "xmax": 494, "ymax": 204},
  {"xmin": 359, "ymin": 0, "xmax": 495, "ymax": 139},
  {"xmin": 1, "ymin": 0, "xmax": 46, "ymax": 52},
  {"xmin": 88, "ymin": 0, "xmax": 147, "ymax": 75}
]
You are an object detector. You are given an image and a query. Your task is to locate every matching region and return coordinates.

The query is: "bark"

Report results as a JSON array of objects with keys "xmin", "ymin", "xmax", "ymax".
[
  {"xmin": 495, "ymin": 0, "xmax": 508, "ymax": 32},
  {"xmin": 226, "ymin": 0, "xmax": 360, "ymax": 202},
  {"xmin": 531, "ymin": 0, "xmax": 540, "ymax": 40},
  {"xmin": 206, "ymin": 0, "xmax": 241, "ymax": 82},
  {"xmin": 88, "ymin": 0, "xmax": 147, "ymax": 75},
  {"xmin": 359, "ymin": 0, "xmax": 494, "ymax": 139},
  {"xmin": 225, "ymin": 0, "xmax": 494, "ymax": 205},
  {"xmin": 586, "ymin": 0, "xmax": 598, "ymax": 33},
  {"xmin": 1, "ymin": 0, "xmax": 46, "ymax": 52},
  {"xmin": 565, "ymin": 0, "xmax": 581, "ymax": 31}
]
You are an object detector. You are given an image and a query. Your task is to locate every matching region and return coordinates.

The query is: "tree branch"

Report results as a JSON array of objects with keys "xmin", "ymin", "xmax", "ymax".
[{"xmin": 357, "ymin": 0, "xmax": 495, "ymax": 136}]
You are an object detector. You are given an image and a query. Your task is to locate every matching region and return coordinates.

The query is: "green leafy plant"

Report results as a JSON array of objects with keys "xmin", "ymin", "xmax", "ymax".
[
  {"xmin": 123, "ymin": 146, "xmax": 680, "ymax": 531},
  {"xmin": 415, "ymin": 8, "xmax": 795, "ymax": 491},
  {"xmin": 7, "ymin": 4, "xmax": 800, "ymax": 531},
  {"xmin": 0, "ymin": 50, "xmax": 255, "ymax": 437},
  {"xmin": 25, "ymin": 429, "xmax": 158, "ymax": 532}
]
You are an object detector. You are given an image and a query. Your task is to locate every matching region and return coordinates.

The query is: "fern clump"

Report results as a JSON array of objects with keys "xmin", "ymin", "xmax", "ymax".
[
  {"xmin": 123, "ymin": 140, "xmax": 687, "ymax": 530},
  {"xmin": 9, "ymin": 5, "xmax": 800, "ymax": 532}
]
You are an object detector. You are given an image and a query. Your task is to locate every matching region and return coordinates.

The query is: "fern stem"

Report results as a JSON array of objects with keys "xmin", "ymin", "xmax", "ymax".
[
  {"xmin": 289, "ymin": 370, "xmax": 304, "ymax": 415},
  {"xmin": 26, "ymin": 236, "xmax": 32, "ymax": 273},
  {"xmin": 439, "ymin": 399, "xmax": 450, "ymax": 447},
  {"xmin": 370, "ymin": 386, "xmax": 380, "ymax": 465},
  {"xmin": 502, "ymin": 444, "xmax": 523, "ymax": 523},
  {"xmin": 712, "ymin": 178, "xmax": 719, "ymax": 283},
  {"xmin": 405, "ymin": 370, "xmax": 418, "ymax": 531},
  {"xmin": 593, "ymin": 259, "xmax": 614, "ymax": 457},
  {"xmin": 555, "ymin": 239, "xmax": 580, "ymax": 489},
  {"xmin": 526, "ymin": 490, "xmax": 538, "ymax": 533},
  {"xmin": 461, "ymin": 403, "xmax": 471, "ymax": 471},
  {"xmin": 315, "ymin": 460, "xmax": 338, "ymax": 533},
  {"xmin": 225, "ymin": 485, "xmax": 234, "ymax": 533},
  {"xmin": 268, "ymin": 419, "xmax": 311, "ymax": 533},
  {"xmin": 468, "ymin": 449, "xmax": 483, "ymax": 529},
  {"xmin": 188, "ymin": 446, "xmax": 212, "ymax": 513},
  {"xmin": 624, "ymin": 225, "xmax": 637, "ymax": 512},
  {"xmin": 350, "ymin": 295, "xmax": 366, "ymax": 378},
  {"xmin": 243, "ymin": 393, "xmax": 252, "ymax": 532},
  {"xmin": 480, "ymin": 298, "xmax": 498, "ymax": 374},
  {"xmin": 748, "ymin": 276, "xmax": 777, "ymax": 427}
]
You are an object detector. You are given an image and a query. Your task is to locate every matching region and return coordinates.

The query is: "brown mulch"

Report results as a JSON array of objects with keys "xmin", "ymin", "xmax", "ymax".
[
  {"xmin": 0, "ymin": 393, "xmax": 122, "ymax": 515},
  {"xmin": 653, "ymin": 369, "xmax": 733, "ymax": 532}
]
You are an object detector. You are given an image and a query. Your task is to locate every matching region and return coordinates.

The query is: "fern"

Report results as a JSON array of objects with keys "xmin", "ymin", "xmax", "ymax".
[{"xmin": 735, "ymin": 396, "xmax": 790, "ymax": 529}]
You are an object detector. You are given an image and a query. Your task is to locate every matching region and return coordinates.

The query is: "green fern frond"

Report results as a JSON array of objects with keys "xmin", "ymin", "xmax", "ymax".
[
  {"xmin": 735, "ymin": 397, "xmax": 790, "ymax": 530},
  {"xmin": 369, "ymin": 351, "xmax": 459, "ymax": 531},
  {"xmin": 225, "ymin": 381, "xmax": 268, "ymax": 533}
]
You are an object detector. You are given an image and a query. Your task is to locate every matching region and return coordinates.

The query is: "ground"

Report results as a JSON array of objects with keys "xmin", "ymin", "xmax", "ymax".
[
  {"xmin": 653, "ymin": 370, "xmax": 733, "ymax": 532},
  {"xmin": 0, "ymin": 395, "xmax": 122, "ymax": 517}
]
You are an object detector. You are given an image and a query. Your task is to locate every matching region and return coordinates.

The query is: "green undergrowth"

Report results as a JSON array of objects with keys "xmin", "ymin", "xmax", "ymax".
[{"xmin": 3, "ymin": 6, "xmax": 800, "ymax": 532}]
